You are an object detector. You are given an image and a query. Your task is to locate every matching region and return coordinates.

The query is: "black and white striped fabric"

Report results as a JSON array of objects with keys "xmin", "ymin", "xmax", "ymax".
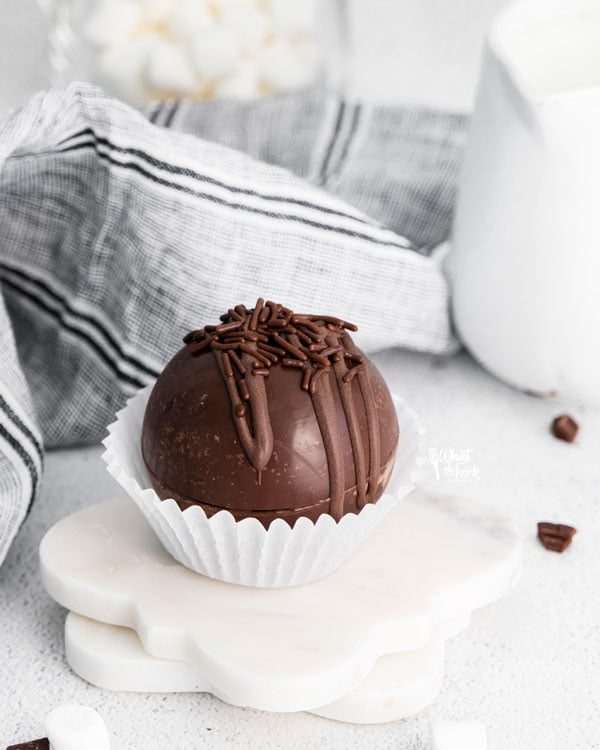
[{"xmin": 0, "ymin": 82, "xmax": 465, "ymax": 564}]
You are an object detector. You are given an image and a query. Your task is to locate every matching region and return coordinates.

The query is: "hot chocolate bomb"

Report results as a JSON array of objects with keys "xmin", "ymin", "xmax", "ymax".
[{"xmin": 142, "ymin": 300, "xmax": 399, "ymax": 527}]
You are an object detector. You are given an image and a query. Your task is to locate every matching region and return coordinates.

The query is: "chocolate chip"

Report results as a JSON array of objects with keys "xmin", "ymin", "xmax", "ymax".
[
  {"xmin": 551, "ymin": 414, "xmax": 579, "ymax": 443},
  {"xmin": 6, "ymin": 739, "xmax": 50, "ymax": 750},
  {"xmin": 538, "ymin": 522, "xmax": 577, "ymax": 553}
]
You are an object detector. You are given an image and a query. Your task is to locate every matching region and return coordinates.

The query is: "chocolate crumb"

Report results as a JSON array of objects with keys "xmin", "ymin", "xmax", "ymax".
[
  {"xmin": 6, "ymin": 739, "xmax": 50, "ymax": 750},
  {"xmin": 551, "ymin": 414, "xmax": 579, "ymax": 443},
  {"xmin": 538, "ymin": 522, "xmax": 577, "ymax": 553}
]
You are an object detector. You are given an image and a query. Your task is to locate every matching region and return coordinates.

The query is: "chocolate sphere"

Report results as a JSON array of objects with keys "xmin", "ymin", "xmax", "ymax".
[{"xmin": 142, "ymin": 301, "xmax": 399, "ymax": 527}]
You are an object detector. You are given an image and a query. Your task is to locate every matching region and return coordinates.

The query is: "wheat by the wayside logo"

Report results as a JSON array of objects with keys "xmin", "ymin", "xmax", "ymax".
[{"xmin": 428, "ymin": 447, "xmax": 482, "ymax": 481}]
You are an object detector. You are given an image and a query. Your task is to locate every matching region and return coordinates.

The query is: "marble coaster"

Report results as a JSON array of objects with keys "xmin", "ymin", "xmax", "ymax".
[
  {"xmin": 40, "ymin": 490, "xmax": 520, "ymax": 713},
  {"xmin": 65, "ymin": 612, "xmax": 450, "ymax": 724}
]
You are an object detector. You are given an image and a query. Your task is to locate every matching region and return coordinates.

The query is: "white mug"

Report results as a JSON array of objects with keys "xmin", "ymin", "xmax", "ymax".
[{"xmin": 449, "ymin": 0, "xmax": 600, "ymax": 402}]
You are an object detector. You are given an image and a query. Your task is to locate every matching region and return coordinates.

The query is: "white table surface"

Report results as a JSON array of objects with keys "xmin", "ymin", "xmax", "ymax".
[
  {"xmin": 2, "ymin": 1, "xmax": 599, "ymax": 748},
  {"xmin": 2, "ymin": 349, "xmax": 599, "ymax": 749}
]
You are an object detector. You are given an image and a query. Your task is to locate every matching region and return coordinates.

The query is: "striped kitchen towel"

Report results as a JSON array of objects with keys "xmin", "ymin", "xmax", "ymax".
[{"xmin": 0, "ymin": 82, "xmax": 465, "ymax": 564}]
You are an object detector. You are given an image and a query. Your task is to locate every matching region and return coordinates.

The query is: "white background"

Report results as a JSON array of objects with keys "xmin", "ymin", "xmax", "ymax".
[{"xmin": 1, "ymin": 0, "xmax": 510, "ymax": 116}]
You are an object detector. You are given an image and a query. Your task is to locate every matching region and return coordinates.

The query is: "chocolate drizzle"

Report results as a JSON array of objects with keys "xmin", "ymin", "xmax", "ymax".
[
  {"xmin": 183, "ymin": 299, "xmax": 381, "ymax": 521},
  {"xmin": 345, "ymin": 333, "xmax": 381, "ymax": 506}
]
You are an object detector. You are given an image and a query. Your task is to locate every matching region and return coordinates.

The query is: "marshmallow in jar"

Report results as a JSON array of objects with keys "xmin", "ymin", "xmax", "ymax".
[{"xmin": 80, "ymin": 0, "xmax": 321, "ymax": 105}]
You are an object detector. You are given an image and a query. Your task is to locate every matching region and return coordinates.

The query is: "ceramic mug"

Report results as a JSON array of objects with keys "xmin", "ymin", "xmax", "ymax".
[{"xmin": 449, "ymin": 0, "xmax": 600, "ymax": 402}]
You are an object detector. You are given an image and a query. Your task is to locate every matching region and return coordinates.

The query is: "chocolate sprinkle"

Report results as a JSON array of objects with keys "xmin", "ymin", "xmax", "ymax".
[
  {"xmin": 551, "ymin": 414, "xmax": 579, "ymax": 443},
  {"xmin": 182, "ymin": 299, "xmax": 380, "ymax": 521},
  {"xmin": 537, "ymin": 522, "xmax": 577, "ymax": 553}
]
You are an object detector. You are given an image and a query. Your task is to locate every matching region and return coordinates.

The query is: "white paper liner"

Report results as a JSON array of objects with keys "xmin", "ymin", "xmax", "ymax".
[{"xmin": 102, "ymin": 385, "xmax": 425, "ymax": 587}]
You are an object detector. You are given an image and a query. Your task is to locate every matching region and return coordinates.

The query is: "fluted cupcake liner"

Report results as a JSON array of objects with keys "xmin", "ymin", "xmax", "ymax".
[{"xmin": 101, "ymin": 385, "xmax": 425, "ymax": 587}]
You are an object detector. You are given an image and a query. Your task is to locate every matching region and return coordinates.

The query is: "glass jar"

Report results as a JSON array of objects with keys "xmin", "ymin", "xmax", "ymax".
[{"xmin": 41, "ymin": 0, "xmax": 348, "ymax": 107}]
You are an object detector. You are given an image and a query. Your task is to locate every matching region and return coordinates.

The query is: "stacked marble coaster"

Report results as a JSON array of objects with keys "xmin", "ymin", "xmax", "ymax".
[{"xmin": 39, "ymin": 489, "xmax": 519, "ymax": 723}]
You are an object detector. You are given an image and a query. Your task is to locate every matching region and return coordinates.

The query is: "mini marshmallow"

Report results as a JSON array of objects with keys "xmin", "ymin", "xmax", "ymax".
[
  {"xmin": 167, "ymin": 0, "xmax": 214, "ymax": 44},
  {"xmin": 259, "ymin": 37, "xmax": 317, "ymax": 93},
  {"xmin": 45, "ymin": 704, "xmax": 110, "ymax": 750},
  {"xmin": 83, "ymin": 0, "xmax": 143, "ymax": 47},
  {"xmin": 266, "ymin": 0, "xmax": 317, "ymax": 36},
  {"xmin": 214, "ymin": 60, "xmax": 261, "ymax": 99},
  {"xmin": 94, "ymin": 33, "xmax": 158, "ymax": 106},
  {"xmin": 145, "ymin": 40, "xmax": 199, "ymax": 94},
  {"xmin": 211, "ymin": 0, "xmax": 255, "ymax": 13},
  {"xmin": 431, "ymin": 719, "xmax": 487, "ymax": 750},
  {"xmin": 220, "ymin": 5, "xmax": 271, "ymax": 53},
  {"xmin": 138, "ymin": 0, "xmax": 178, "ymax": 22},
  {"xmin": 189, "ymin": 26, "xmax": 241, "ymax": 81}
]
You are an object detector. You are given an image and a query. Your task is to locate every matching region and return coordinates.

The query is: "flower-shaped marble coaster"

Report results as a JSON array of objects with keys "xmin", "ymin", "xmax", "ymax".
[
  {"xmin": 40, "ymin": 490, "xmax": 520, "ymax": 715},
  {"xmin": 65, "ymin": 612, "xmax": 451, "ymax": 724}
]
